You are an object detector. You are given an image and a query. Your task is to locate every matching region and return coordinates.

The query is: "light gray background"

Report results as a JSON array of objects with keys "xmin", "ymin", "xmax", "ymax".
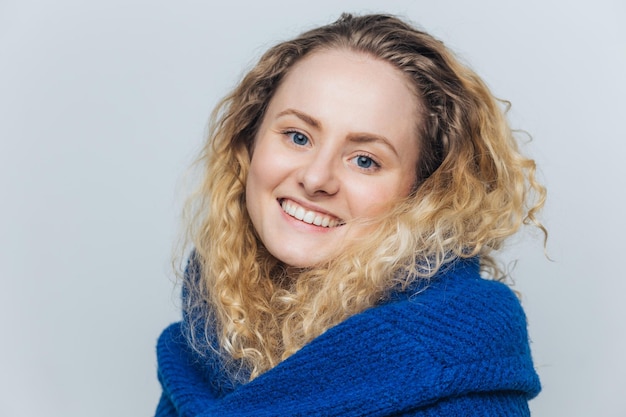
[{"xmin": 1, "ymin": 0, "xmax": 624, "ymax": 416}]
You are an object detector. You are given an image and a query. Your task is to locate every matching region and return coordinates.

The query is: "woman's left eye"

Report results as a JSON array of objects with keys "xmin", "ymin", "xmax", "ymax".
[{"xmin": 351, "ymin": 155, "xmax": 379, "ymax": 170}]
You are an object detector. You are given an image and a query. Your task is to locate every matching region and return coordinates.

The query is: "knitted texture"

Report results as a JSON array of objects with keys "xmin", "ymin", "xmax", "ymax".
[{"xmin": 155, "ymin": 258, "xmax": 540, "ymax": 416}]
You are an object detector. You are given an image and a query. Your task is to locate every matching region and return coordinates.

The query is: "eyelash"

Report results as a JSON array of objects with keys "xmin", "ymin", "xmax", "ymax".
[{"xmin": 281, "ymin": 130, "xmax": 381, "ymax": 172}]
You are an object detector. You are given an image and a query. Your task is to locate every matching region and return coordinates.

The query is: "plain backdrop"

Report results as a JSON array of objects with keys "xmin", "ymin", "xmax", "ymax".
[{"xmin": 1, "ymin": 0, "xmax": 625, "ymax": 416}]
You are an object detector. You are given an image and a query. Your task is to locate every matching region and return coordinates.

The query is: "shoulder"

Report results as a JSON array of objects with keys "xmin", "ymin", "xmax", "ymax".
[
  {"xmin": 310, "ymin": 257, "xmax": 540, "ymax": 400},
  {"xmin": 361, "ymin": 257, "xmax": 540, "ymax": 400},
  {"xmin": 367, "ymin": 258, "xmax": 533, "ymax": 367}
]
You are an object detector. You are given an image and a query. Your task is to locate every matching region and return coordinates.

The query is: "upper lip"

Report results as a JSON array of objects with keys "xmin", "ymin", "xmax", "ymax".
[{"xmin": 278, "ymin": 197, "xmax": 344, "ymax": 222}]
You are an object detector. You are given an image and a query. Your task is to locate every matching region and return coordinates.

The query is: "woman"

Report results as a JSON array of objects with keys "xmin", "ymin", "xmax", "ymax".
[{"xmin": 156, "ymin": 13, "xmax": 546, "ymax": 416}]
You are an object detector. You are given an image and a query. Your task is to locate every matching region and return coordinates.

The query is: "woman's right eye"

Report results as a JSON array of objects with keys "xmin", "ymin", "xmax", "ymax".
[{"xmin": 286, "ymin": 131, "xmax": 309, "ymax": 146}]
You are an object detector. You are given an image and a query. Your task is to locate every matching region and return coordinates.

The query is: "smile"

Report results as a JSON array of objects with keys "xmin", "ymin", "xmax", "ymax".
[{"xmin": 280, "ymin": 199, "xmax": 344, "ymax": 227}]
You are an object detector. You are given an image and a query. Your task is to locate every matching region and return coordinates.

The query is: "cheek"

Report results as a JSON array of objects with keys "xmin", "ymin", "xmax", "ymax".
[
  {"xmin": 400, "ymin": 171, "xmax": 418, "ymax": 196},
  {"xmin": 248, "ymin": 142, "xmax": 273, "ymax": 189},
  {"xmin": 245, "ymin": 143, "xmax": 287, "ymax": 212},
  {"xmin": 248, "ymin": 153, "xmax": 279, "ymax": 193},
  {"xmin": 245, "ymin": 156, "xmax": 266, "ymax": 219},
  {"xmin": 348, "ymin": 179, "xmax": 408, "ymax": 218}
]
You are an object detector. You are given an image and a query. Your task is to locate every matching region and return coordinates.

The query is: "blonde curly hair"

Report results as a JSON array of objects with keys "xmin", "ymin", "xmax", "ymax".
[{"xmin": 181, "ymin": 13, "xmax": 546, "ymax": 383}]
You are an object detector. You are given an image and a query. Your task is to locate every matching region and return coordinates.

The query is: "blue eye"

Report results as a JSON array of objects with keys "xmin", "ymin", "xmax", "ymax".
[
  {"xmin": 288, "ymin": 131, "xmax": 309, "ymax": 146},
  {"xmin": 355, "ymin": 155, "xmax": 374, "ymax": 169}
]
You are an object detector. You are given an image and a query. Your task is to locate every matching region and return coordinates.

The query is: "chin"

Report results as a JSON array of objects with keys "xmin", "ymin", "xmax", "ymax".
[{"xmin": 272, "ymin": 249, "xmax": 331, "ymax": 269}]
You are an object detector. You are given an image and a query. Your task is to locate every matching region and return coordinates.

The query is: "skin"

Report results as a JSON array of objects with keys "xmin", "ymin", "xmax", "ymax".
[{"xmin": 246, "ymin": 48, "xmax": 421, "ymax": 267}]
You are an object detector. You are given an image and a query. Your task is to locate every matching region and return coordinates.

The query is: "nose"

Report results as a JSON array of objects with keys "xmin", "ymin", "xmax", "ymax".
[{"xmin": 298, "ymin": 148, "xmax": 340, "ymax": 197}]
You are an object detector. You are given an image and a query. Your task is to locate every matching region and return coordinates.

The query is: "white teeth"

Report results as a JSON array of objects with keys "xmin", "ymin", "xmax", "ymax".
[
  {"xmin": 303, "ymin": 211, "xmax": 315, "ymax": 223},
  {"xmin": 294, "ymin": 206, "xmax": 305, "ymax": 220},
  {"xmin": 280, "ymin": 200, "xmax": 343, "ymax": 228}
]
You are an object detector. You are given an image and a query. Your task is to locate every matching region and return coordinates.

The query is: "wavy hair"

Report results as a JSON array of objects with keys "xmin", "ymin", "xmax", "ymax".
[{"xmin": 181, "ymin": 13, "xmax": 547, "ymax": 383}]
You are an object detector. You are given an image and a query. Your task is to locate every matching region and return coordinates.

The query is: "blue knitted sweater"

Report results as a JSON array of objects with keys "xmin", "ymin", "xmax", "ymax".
[{"xmin": 155, "ymin": 257, "xmax": 540, "ymax": 416}]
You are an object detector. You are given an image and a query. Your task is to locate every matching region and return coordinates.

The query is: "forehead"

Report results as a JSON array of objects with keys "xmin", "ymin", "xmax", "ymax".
[
  {"xmin": 266, "ymin": 49, "xmax": 421, "ymax": 135},
  {"xmin": 277, "ymin": 48, "xmax": 417, "ymax": 100}
]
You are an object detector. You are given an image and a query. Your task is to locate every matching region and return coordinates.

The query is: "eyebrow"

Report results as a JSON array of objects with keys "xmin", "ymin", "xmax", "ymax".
[
  {"xmin": 346, "ymin": 133, "xmax": 399, "ymax": 157},
  {"xmin": 275, "ymin": 108, "xmax": 399, "ymax": 157},
  {"xmin": 276, "ymin": 108, "xmax": 321, "ymax": 129}
]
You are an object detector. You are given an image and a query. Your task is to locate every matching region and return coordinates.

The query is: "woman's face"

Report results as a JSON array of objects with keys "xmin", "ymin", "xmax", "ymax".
[{"xmin": 246, "ymin": 49, "xmax": 421, "ymax": 267}]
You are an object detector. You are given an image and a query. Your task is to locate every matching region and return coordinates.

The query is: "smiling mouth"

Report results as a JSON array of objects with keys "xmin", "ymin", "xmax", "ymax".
[{"xmin": 280, "ymin": 199, "xmax": 345, "ymax": 228}]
